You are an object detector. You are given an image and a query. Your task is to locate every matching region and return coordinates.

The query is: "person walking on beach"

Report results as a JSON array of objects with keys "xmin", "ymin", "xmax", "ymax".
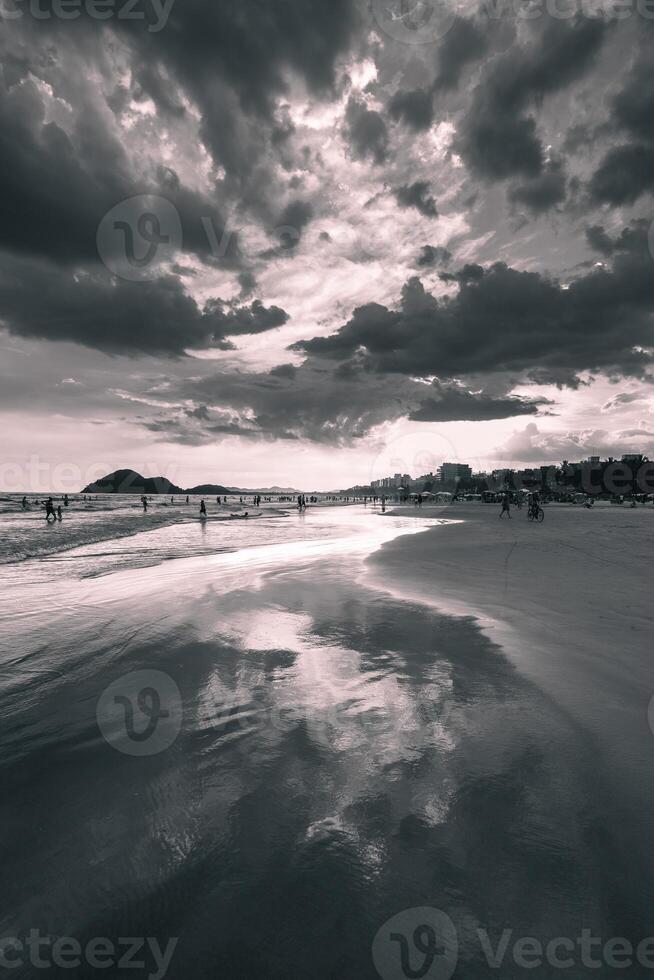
[
  {"xmin": 499, "ymin": 493, "xmax": 511, "ymax": 519},
  {"xmin": 45, "ymin": 497, "xmax": 56, "ymax": 522}
]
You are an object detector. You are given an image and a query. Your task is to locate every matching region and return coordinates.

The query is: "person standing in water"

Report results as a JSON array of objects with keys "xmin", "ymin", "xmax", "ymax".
[
  {"xmin": 142, "ymin": 496, "xmax": 148, "ymax": 512},
  {"xmin": 64, "ymin": 494, "xmax": 69, "ymax": 507},
  {"xmin": 57, "ymin": 506, "xmax": 63, "ymax": 522},
  {"xmin": 21, "ymin": 496, "xmax": 28, "ymax": 510},
  {"xmin": 200, "ymin": 500, "xmax": 207, "ymax": 518},
  {"xmin": 45, "ymin": 498, "xmax": 56, "ymax": 522}
]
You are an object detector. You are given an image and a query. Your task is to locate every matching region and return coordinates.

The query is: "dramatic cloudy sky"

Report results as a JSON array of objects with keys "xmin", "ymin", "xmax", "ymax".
[{"xmin": 2, "ymin": 0, "xmax": 654, "ymax": 490}]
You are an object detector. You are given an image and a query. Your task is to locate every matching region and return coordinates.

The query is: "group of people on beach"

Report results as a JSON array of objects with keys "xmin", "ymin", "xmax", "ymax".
[
  {"xmin": 22, "ymin": 494, "xmax": 69, "ymax": 521},
  {"xmin": 499, "ymin": 491, "xmax": 542, "ymax": 519},
  {"xmin": 44, "ymin": 498, "xmax": 64, "ymax": 522}
]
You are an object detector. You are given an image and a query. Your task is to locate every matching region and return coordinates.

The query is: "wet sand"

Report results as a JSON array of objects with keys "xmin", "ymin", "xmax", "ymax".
[{"xmin": 1, "ymin": 505, "xmax": 653, "ymax": 978}]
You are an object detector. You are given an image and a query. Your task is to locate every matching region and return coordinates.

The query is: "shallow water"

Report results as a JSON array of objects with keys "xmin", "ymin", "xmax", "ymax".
[
  {"xmin": 0, "ymin": 508, "xmax": 650, "ymax": 978},
  {"xmin": 0, "ymin": 493, "xmax": 297, "ymax": 565}
]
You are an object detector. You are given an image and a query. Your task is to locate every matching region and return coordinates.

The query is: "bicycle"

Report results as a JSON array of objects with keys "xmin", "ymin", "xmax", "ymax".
[{"xmin": 528, "ymin": 504, "xmax": 544, "ymax": 523}]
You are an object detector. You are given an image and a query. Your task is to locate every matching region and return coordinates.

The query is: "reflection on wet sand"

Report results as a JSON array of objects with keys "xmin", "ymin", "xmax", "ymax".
[{"xmin": 0, "ymin": 505, "xmax": 638, "ymax": 979}]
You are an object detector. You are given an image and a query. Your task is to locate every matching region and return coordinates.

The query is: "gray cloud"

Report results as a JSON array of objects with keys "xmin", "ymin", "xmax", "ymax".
[
  {"xmin": 388, "ymin": 88, "xmax": 434, "ymax": 132},
  {"xmin": 294, "ymin": 221, "xmax": 654, "ymax": 386},
  {"xmin": 508, "ymin": 159, "xmax": 567, "ymax": 213},
  {"xmin": 344, "ymin": 95, "xmax": 389, "ymax": 165},
  {"xmin": 0, "ymin": 253, "xmax": 288, "ymax": 356},
  {"xmin": 433, "ymin": 16, "xmax": 488, "ymax": 91},
  {"xmin": 417, "ymin": 245, "xmax": 452, "ymax": 268},
  {"xmin": 409, "ymin": 383, "xmax": 549, "ymax": 422},
  {"xmin": 395, "ymin": 182, "xmax": 438, "ymax": 218},
  {"xmin": 457, "ymin": 17, "xmax": 607, "ymax": 183}
]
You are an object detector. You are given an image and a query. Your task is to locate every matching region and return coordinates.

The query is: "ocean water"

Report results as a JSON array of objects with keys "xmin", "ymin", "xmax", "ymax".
[
  {"xmin": 0, "ymin": 505, "xmax": 650, "ymax": 979},
  {"xmin": 0, "ymin": 493, "xmax": 301, "ymax": 566}
]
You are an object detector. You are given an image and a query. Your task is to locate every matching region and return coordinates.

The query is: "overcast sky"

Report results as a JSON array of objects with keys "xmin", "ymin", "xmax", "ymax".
[{"xmin": 2, "ymin": 0, "xmax": 654, "ymax": 490}]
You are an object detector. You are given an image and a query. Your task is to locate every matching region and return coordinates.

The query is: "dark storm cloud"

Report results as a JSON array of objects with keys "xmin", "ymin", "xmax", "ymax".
[
  {"xmin": 508, "ymin": 159, "xmax": 567, "ymax": 213},
  {"xmin": 439, "ymin": 263, "xmax": 483, "ymax": 283},
  {"xmin": 134, "ymin": 358, "xmax": 550, "ymax": 446},
  {"xmin": 145, "ymin": 363, "xmax": 419, "ymax": 444},
  {"xmin": 417, "ymin": 246, "xmax": 452, "ymax": 268},
  {"xmin": 0, "ymin": 253, "xmax": 288, "ymax": 356},
  {"xmin": 0, "ymin": 0, "xmax": 360, "ymax": 256},
  {"xmin": 387, "ymin": 17, "xmax": 487, "ymax": 133},
  {"xmin": 589, "ymin": 144, "xmax": 654, "ymax": 205},
  {"xmin": 584, "ymin": 47, "xmax": 654, "ymax": 205},
  {"xmin": 388, "ymin": 88, "xmax": 434, "ymax": 132},
  {"xmin": 585, "ymin": 219, "xmax": 649, "ymax": 257},
  {"xmin": 294, "ymin": 222, "xmax": 654, "ymax": 386},
  {"xmin": 433, "ymin": 16, "xmax": 488, "ymax": 91},
  {"xmin": 585, "ymin": 225, "xmax": 616, "ymax": 257},
  {"xmin": 238, "ymin": 271, "xmax": 258, "ymax": 297},
  {"xmin": 343, "ymin": 95, "xmax": 389, "ymax": 165},
  {"xmin": 457, "ymin": 17, "xmax": 607, "ymax": 182},
  {"xmin": 409, "ymin": 383, "xmax": 549, "ymax": 422},
  {"xmin": 395, "ymin": 182, "xmax": 438, "ymax": 218},
  {"xmin": 0, "ymin": 72, "xmax": 235, "ymax": 269}
]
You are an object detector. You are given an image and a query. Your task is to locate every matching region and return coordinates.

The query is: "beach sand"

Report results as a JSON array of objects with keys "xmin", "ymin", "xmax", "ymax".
[{"xmin": 1, "ymin": 503, "xmax": 653, "ymax": 978}]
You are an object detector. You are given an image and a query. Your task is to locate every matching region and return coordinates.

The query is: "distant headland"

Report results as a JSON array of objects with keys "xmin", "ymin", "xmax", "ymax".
[{"xmin": 81, "ymin": 470, "xmax": 299, "ymax": 496}]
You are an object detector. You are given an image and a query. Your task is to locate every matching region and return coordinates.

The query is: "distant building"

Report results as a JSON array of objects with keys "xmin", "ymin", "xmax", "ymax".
[{"xmin": 438, "ymin": 463, "xmax": 472, "ymax": 484}]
